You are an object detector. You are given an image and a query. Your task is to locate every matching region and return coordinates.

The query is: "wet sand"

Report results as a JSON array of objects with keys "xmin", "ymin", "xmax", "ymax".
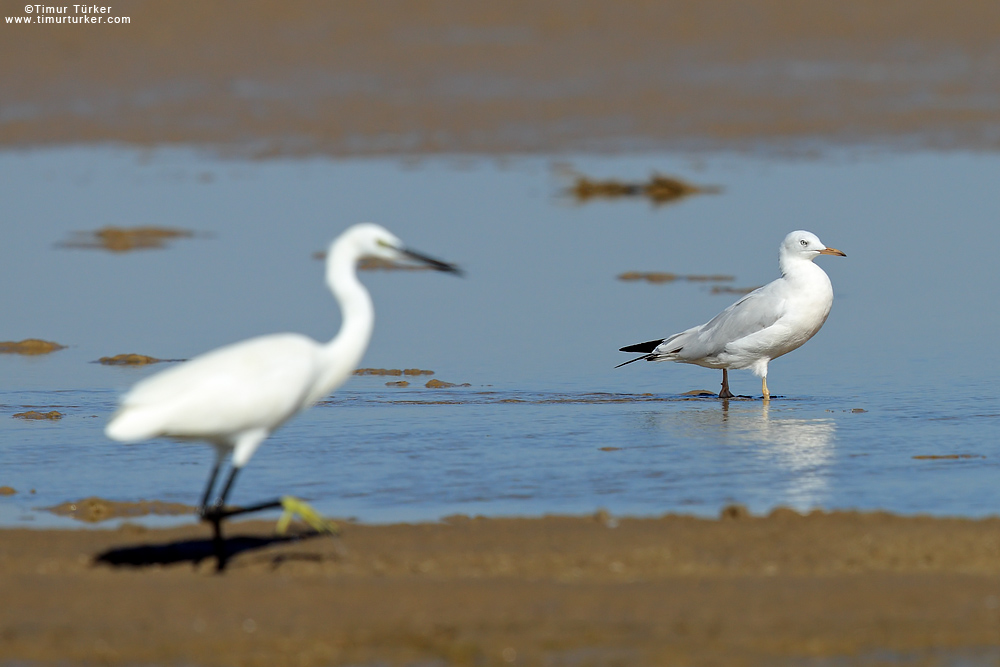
[
  {"xmin": 3, "ymin": 0, "xmax": 1000, "ymax": 155},
  {"xmin": 2, "ymin": 510, "xmax": 1000, "ymax": 665}
]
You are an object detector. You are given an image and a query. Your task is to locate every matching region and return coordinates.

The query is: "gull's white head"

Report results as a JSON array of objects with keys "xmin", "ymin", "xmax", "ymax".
[{"xmin": 781, "ymin": 230, "xmax": 846, "ymax": 263}]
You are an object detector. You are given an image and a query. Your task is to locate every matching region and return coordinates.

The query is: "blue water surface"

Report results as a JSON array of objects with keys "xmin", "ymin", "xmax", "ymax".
[{"xmin": 0, "ymin": 147, "xmax": 998, "ymax": 527}]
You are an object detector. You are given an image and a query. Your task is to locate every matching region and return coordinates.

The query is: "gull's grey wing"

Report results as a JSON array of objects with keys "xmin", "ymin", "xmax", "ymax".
[{"xmin": 676, "ymin": 285, "xmax": 786, "ymax": 360}]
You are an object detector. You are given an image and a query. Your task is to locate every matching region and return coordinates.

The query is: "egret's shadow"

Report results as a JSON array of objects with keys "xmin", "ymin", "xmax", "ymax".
[{"xmin": 95, "ymin": 531, "xmax": 324, "ymax": 570}]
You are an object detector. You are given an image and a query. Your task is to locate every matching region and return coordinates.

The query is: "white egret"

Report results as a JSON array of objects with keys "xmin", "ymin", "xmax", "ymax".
[
  {"xmin": 618, "ymin": 230, "xmax": 845, "ymax": 399},
  {"xmin": 106, "ymin": 223, "xmax": 460, "ymax": 565}
]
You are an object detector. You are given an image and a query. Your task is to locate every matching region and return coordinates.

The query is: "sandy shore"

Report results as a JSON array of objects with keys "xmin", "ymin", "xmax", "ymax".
[
  {"xmin": 3, "ymin": 0, "xmax": 1000, "ymax": 155},
  {"xmin": 2, "ymin": 510, "xmax": 1000, "ymax": 665}
]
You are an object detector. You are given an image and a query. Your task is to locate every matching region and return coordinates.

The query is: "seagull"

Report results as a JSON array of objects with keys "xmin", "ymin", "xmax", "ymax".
[
  {"xmin": 618, "ymin": 230, "xmax": 845, "ymax": 399},
  {"xmin": 105, "ymin": 223, "xmax": 461, "ymax": 567}
]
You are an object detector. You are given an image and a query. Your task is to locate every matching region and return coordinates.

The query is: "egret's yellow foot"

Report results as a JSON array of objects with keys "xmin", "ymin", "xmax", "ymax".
[
  {"xmin": 276, "ymin": 496, "xmax": 339, "ymax": 535},
  {"xmin": 762, "ymin": 377, "xmax": 770, "ymax": 401}
]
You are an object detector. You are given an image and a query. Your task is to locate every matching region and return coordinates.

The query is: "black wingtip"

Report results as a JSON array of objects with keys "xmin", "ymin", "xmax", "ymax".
[{"xmin": 619, "ymin": 338, "xmax": 665, "ymax": 354}]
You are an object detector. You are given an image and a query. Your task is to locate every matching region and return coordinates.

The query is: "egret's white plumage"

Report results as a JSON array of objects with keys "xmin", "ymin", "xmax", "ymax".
[
  {"xmin": 105, "ymin": 223, "xmax": 459, "ymax": 559},
  {"xmin": 619, "ymin": 230, "xmax": 845, "ymax": 399},
  {"xmin": 105, "ymin": 333, "xmax": 339, "ymax": 467}
]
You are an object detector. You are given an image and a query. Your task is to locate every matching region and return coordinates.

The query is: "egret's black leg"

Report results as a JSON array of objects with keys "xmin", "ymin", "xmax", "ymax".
[
  {"xmin": 210, "ymin": 466, "xmax": 285, "ymax": 517},
  {"xmin": 198, "ymin": 466, "xmax": 237, "ymax": 524},
  {"xmin": 199, "ymin": 467, "xmax": 285, "ymax": 571},
  {"xmin": 200, "ymin": 467, "xmax": 241, "ymax": 571},
  {"xmin": 194, "ymin": 457, "xmax": 229, "ymax": 571},
  {"xmin": 719, "ymin": 369, "xmax": 735, "ymax": 399},
  {"xmin": 198, "ymin": 458, "xmax": 223, "ymax": 514},
  {"xmin": 214, "ymin": 467, "xmax": 241, "ymax": 511}
]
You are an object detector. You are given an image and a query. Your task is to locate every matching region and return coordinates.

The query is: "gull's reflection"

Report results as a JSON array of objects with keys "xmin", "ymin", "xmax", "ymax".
[
  {"xmin": 737, "ymin": 401, "xmax": 836, "ymax": 508},
  {"xmin": 645, "ymin": 400, "xmax": 837, "ymax": 510}
]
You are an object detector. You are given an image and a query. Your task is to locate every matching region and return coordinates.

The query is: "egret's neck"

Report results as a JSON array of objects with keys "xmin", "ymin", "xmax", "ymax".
[{"xmin": 317, "ymin": 242, "xmax": 374, "ymax": 393}]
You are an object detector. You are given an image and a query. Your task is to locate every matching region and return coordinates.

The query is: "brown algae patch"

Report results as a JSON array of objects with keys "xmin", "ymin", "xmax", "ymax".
[
  {"xmin": 425, "ymin": 379, "xmax": 472, "ymax": 388},
  {"xmin": 386, "ymin": 380, "xmax": 410, "ymax": 387},
  {"xmin": 355, "ymin": 368, "xmax": 434, "ymax": 376},
  {"xmin": 0, "ymin": 486, "xmax": 16, "ymax": 495},
  {"xmin": 60, "ymin": 226, "xmax": 195, "ymax": 252},
  {"xmin": 568, "ymin": 172, "xmax": 721, "ymax": 206},
  {"xmin": 712, "ymin": 285, "xmax": 761, "ymax": 295},
  {"xmin": 44, "ymin": 497, "xmax": 197, "ymax": 523},
  {"xmin": 387, "ymin": 392, "xmax": 668, "ymax": 405},
  {"xmin": 13, "ymin": 411, "xmax": 63, "ymax": 420},
  {"xmin": 618, "ymin": 271, "xmax": 680, "ymax": 284},
  {"xmin": 618, "ymin": 272, "xmax": 735, "ymax": 284},
  {"xmin": 97, "ymin": 354, "xmax": 170, "ymax": 366},
  {"xmin": 0, "ymin": 339, "xmax": 66, "ymax": 355},
  {"xmin": 912, "ymin": 454, "xmax": 985, "ymax": 460}
]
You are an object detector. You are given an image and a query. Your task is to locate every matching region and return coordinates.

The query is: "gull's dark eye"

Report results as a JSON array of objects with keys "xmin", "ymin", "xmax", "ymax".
[{"xmin": 799, "ymin": 239, "xmax": 808, "ymax": 246}]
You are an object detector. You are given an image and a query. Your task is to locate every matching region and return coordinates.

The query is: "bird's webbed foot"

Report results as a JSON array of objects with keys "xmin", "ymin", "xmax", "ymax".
[{"xmin": 276, "ymin": 496, "xmax": 340, "ymax": 536}]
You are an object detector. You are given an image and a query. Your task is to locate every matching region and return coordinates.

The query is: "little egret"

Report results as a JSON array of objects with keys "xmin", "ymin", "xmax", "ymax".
[
  {"xmin": 106, "ymin": 223, "xmax": 461, "ymax": 566},
  {"xmin": 618, "ymin": 230, "xmax": 845, "ymax": 399}
]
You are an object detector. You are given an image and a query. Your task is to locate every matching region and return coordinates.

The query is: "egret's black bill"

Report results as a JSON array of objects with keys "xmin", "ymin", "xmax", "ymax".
[{"xmin": 402, "ymin": 248, "xmax": 463, "ymax": 275}]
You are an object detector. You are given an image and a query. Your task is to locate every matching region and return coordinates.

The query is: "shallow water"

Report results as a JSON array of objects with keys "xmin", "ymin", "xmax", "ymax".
[{"xmin": 1, "ymin": 147, "xmax": 999, "ymax": 527}]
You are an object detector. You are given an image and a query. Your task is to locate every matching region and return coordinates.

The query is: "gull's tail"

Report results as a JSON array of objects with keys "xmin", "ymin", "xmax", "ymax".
[{"xmin": 616, "ymin": 338, "xmax": 665, "ymax": 368}]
